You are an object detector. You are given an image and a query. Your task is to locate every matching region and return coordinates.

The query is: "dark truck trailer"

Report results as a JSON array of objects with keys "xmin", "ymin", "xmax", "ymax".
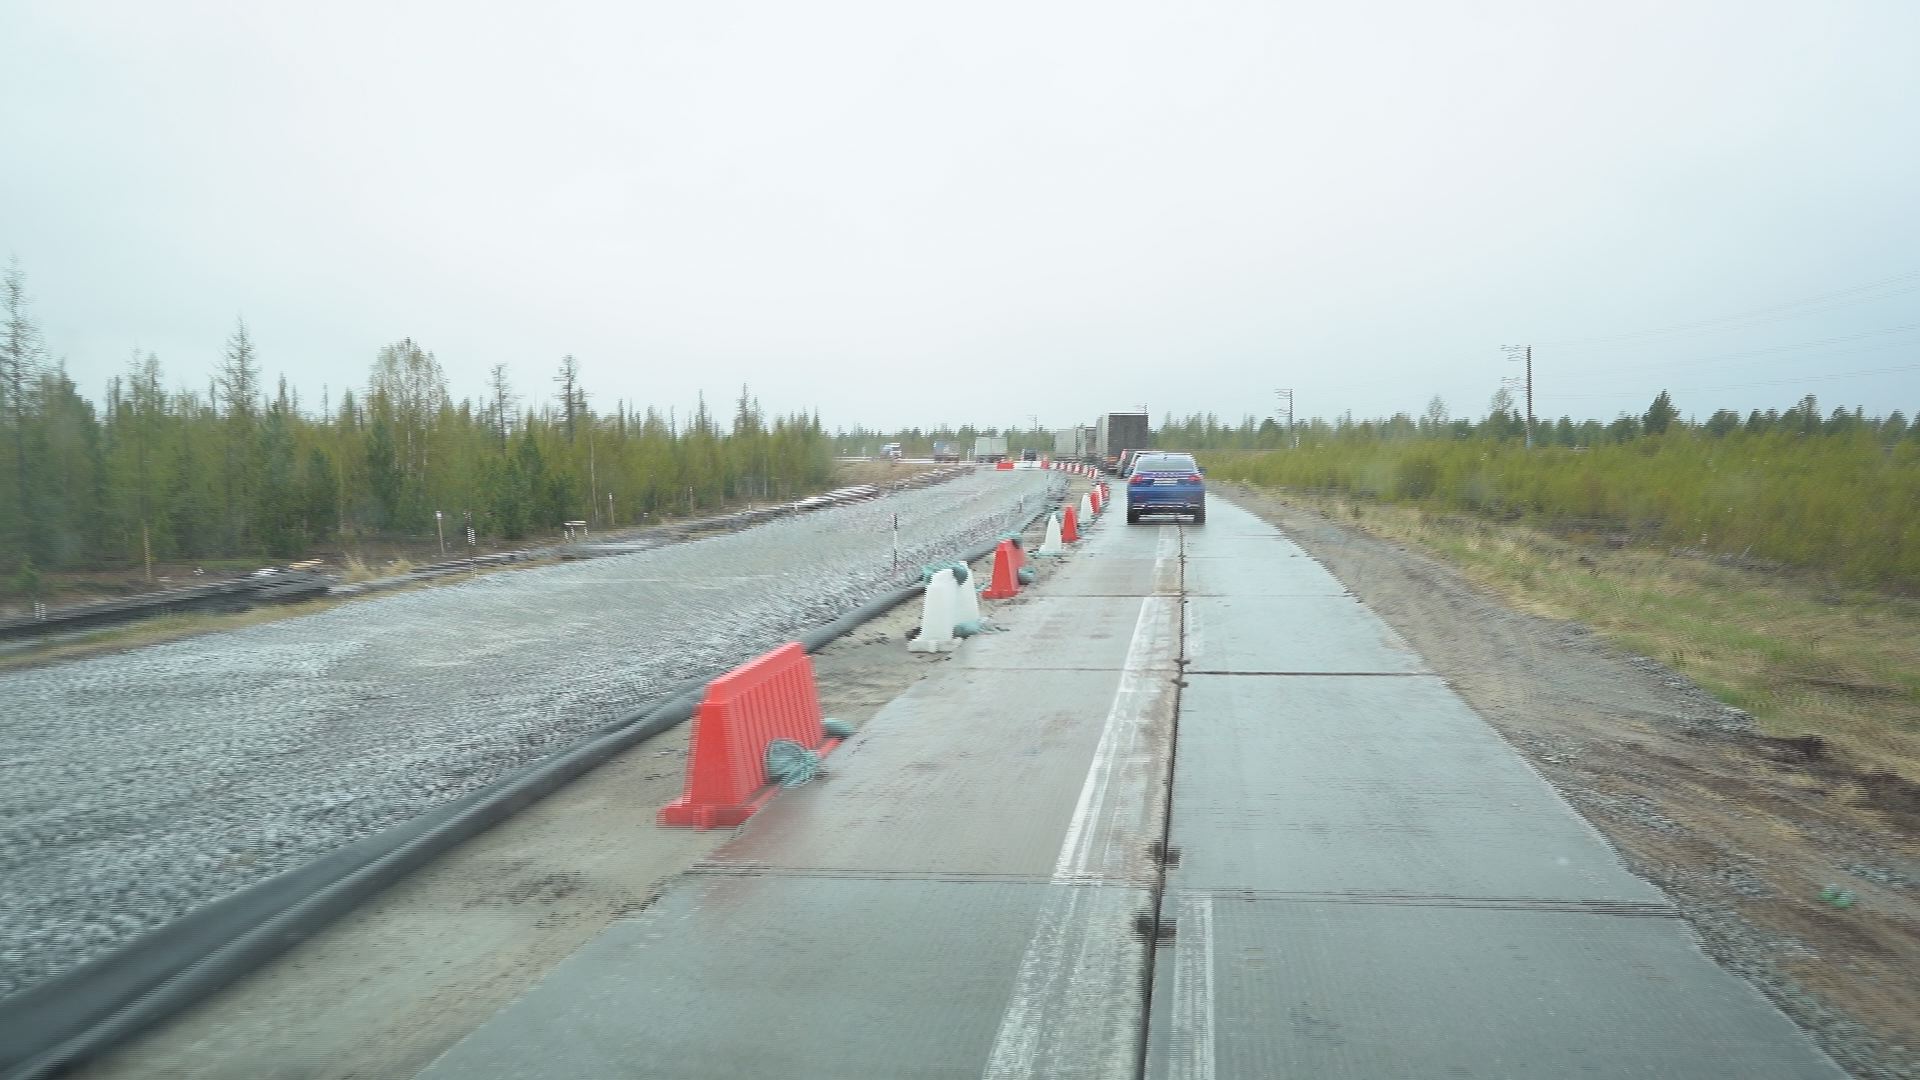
[{"xmin": 1092, "ymin": 411, "xmax": 1151, "ymax": 474}]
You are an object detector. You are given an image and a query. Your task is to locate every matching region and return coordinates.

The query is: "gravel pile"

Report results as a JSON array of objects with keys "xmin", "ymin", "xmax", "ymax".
[{"xmin": 0, "ymin": 469, "xmax": 1058, "ymax": 1000}]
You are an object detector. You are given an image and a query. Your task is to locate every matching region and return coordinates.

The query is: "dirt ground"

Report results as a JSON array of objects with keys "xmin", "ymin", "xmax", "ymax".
[{"xmin": 1224, "ymin": 483, "xmax": 1920, "ymax": 1080}]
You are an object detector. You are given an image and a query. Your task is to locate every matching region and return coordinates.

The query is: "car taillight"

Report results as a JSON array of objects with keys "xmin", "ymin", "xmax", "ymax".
[
  {"xmin": 1187, "ymin": 474, "xmax": 1204, "ymax": 483},
  {"xmin": 1130, "ymin": 475, "xmax": 1150, "ymax": 485}
]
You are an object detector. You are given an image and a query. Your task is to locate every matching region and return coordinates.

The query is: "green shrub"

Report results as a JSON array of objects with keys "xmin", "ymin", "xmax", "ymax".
[{"xmin": 1203, "ymin": 432, "xmax": 1920, "ymax": 591}]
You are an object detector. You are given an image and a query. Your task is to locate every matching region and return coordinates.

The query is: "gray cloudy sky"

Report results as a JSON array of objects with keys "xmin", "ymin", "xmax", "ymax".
[{"xmin": 3, "ymin": 0, "xmax": 1916, "ymax": 431}]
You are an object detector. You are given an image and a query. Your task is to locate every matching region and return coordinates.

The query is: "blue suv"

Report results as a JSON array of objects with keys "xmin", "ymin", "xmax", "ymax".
[{"xmin": 1126, "ymin": 452, "xmax": 1206, "ymax": 525}]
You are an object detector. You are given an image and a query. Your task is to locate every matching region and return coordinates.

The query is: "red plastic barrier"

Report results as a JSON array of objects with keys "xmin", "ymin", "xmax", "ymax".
[
  {"xmin": 981, "ymin": 539, "xmax": 1025, "ymax": 599},
  {"xmin": 996, "ymin": 460, "xmax": 1014, "ymax": 470},
  {"xmin": 659, "ymin": 643, "xmax": 840, "ymax": 828},
  {"xmin": 1062, "ymin": 504, "xmax": 1080, "ymax": 543}
]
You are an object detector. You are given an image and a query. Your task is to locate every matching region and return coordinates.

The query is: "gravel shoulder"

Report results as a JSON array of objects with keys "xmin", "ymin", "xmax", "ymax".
[{"xmin": 1225, "ymin": 484, "xmax": 1920, "ymax": 1080}]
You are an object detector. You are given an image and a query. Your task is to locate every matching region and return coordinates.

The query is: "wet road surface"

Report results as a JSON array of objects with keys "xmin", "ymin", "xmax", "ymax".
[{"xmin": 415, "ymin": 498, "xmax": 1845, "ymax": 1079}]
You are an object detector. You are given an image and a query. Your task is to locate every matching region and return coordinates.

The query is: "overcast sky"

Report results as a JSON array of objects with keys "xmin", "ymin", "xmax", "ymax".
[{"xmin": 3, "ymin": 0, "xmax": 1916, "ymax": 431}]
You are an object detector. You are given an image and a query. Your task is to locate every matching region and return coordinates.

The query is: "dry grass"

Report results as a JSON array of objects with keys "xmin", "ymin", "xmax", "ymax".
[
  {"xmin": 1269, "ymin": 486, "xmax": 1920, "ymax": 780},
  {"xmin": 340, "ymin": 555, "xmax": 415, "ymax": 584},
  {"xmin": 832, "ymin": 459, "xmax": 939, "ymax": 485}
]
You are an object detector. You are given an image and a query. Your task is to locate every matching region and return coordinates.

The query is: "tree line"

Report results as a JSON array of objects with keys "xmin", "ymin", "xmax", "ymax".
[
  {"xmin": 1182, "ymin": 389, "xmax": 1920, "ymax": 591},
  {"xmin": 0, "ymin": 262, "xmax": 833, "ymax": 590},
  {"xmin": 1152, "ymin": 389, "xmax": 1919, "ymax": 451},
  {"xmin": 832, "ymin": 425, "xmax": 1064, "ymax": 458}
]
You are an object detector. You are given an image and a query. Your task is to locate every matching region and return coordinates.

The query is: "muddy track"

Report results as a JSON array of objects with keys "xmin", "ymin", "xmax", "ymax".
[{"xmin": 1226, "ymin": 484, "xmax": 1920, "ymax": 1080}]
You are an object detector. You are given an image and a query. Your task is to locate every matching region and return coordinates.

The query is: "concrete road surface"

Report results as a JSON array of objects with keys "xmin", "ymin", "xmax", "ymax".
[{"xmin": 415, "ymin": 498, "xmax": 1845, "ymax": 1079}]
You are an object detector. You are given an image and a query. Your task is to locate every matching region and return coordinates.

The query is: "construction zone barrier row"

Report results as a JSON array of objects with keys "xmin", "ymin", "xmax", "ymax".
[
  {"xmin": 661, "ymin": 473, "xmax": 1084, "ymax": 826},
  {"xmin": 916, "ymin": 477, "xmax": 1104, "ymax": 645}
]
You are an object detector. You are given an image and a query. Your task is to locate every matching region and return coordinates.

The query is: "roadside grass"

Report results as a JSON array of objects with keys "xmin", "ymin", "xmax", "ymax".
[
  {"xmin": 832, "ymin": 459, "xmax": 939, "ymax": 486},
  {"xmin": 341, "ymin": 554, "xmax": 415, "ymax": 584},
  {"xmin": 1260, "ymin": 486, "xmax": 1920, "ymax": 780}
]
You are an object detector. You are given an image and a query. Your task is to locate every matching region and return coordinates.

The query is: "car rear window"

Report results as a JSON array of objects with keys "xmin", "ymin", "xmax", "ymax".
[{"xmin": 1133, "ymin": 454, "xmax": 1197, "ymax": 473}]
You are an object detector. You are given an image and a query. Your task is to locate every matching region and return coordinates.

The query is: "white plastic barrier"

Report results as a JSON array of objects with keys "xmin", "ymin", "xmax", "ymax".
[
  {"xmin": 954, "ymin": 571, "xmax": 982, "ymax": 627},
  {"xmin": 909, "ymin": 569, "xmax": 961, "ymax": 653},
  {"xmin": 1036, "ymin": 513, "xmax": 1065, "ymax": 557}
]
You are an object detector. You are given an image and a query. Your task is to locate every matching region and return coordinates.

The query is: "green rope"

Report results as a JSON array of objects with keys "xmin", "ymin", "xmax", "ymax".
[
  {"xmin": 765, "ymin": 738, "xmax": 821, "ymax": 788},
  {"xmin": 822, "ymin": 717, "xmax": 855, "ymax": 739},
  {"xmin": 918, "ymin": 561, "xmax": 970, "ymax": 585}
]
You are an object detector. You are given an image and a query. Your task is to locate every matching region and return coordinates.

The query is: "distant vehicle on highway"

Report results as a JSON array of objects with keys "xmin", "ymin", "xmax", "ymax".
[
  {"xmin": 1126, "ymin": 451, "xmax": 1206, "ymax": 525},
  {"xmin": 878, "ymin": 442, "xmax": 903, "ymax": 460},
  {"xmin": 1020, "ymin": 448, "xmax": 1039, "ymax": 462},
  {"xmin": 1094, "ymin": 411, "xmax": 1151, "ymax": 474},
  {"xmin": 973, "ymin": 435, "xmax": 1008, "ymax": 462},
  {"xmin": 931, "ymin": 441, "xmax": 960, "ymax": 463}
]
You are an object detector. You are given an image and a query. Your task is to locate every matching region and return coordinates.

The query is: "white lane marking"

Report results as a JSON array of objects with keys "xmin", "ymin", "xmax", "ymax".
[
  {"xmin": 1151, "ymin": 526, "xmax": 1182, "ymax": 594},
  {"xmin": 1154, "ymin": 525, "xmax": 1180, "ymax": 565},
  {"xmin": 1169, "ymin": 893, "xmax": 1217, "ymax": 1080},
  {"xmin": 1053, "ymin": 594, "xmax": 1178, "ymax": 880},
  {"xmin": 983, "ymin": 538, "xmax": 1178, "ymax": 1080}
]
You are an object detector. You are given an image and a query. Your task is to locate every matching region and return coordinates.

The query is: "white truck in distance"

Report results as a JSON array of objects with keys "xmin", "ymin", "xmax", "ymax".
[{"xmin": 1053, "ymin": 427, "xmax": 1091, "ymax": 462}]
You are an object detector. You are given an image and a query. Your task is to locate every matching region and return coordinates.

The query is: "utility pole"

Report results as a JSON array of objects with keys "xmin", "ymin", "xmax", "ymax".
[
  {"xmin": 1274, "ymin": 388, "xmax": 1295, "ymax": 448},
  {"xmin": 1504, "ymin": 345, "xmax": 1535, "ymax": 447},
  {"xmin": 1525, "ymin": 346, "xmax": 1535, "ymax": 448}
]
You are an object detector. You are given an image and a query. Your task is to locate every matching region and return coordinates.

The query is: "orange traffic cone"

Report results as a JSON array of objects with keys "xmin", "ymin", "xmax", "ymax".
[
  {"xmin": 981, "ymin": 539, "xmax": 1023, "ymax": 599},
  {"xmin": 1062, "ymin": 504, "xmax": 1081, "ymax": 543}
]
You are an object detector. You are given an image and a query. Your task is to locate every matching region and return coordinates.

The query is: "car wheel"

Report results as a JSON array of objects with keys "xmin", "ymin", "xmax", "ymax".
[
  {"xmin": 1127, "ymin": 508, "xmax": 1141, "ymax": 525},
  {"xmin": 1191, "ymin": 508, "xmax": 1206, "ymax": 525}
]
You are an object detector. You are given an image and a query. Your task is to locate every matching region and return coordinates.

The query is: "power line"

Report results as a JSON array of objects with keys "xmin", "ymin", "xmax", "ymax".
[
  {"xmin": 1546, "ymin": 323, "xmax": 1920, "ymax": 381},
  {"xmin": 1535, "ymin": 269, "xmax": 1920, "ymax": 349},
  {"xmin": 1545, "ymin": 362, "xmax": 1920, "ymax": 402}
]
